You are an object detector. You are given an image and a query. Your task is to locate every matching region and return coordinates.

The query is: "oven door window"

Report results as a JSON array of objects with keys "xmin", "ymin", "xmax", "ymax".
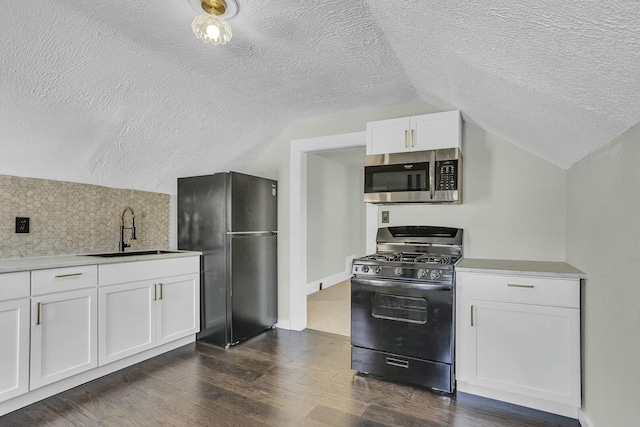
[
  {"xmin": 365, "ymin": 162, "xmax": 430, "ymax": 193},
  {"xmin": 371, "ymin": 293, "xmax": 428, "ymax": 324}
]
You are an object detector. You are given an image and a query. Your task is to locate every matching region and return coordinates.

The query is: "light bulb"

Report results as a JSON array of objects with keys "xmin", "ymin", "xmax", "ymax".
[
  {"xmin": 206, "ymin": 24, "xmax": 221, "ymax": 39},
  {"xmin": 192, "ymin": 14, "xmax": 233, "ymax": 45}
]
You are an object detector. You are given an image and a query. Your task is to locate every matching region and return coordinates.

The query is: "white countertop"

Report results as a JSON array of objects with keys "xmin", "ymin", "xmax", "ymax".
[
  {"xmin": 0, "ymin": 250, "xmax": 202, "ymax": 274},
  {"xmin": 457, "ymin": 258, "xmax": 586, "ymax": 279}
]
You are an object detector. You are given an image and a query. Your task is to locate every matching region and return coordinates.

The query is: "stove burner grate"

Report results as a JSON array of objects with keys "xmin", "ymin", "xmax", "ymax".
[
  {"xmin": 363, "ymin": 253, "xmax": 399, "ymax": 262},
  {"xmin": 415, "ymin": 254, "xmax": 453, "ymax": 265}
]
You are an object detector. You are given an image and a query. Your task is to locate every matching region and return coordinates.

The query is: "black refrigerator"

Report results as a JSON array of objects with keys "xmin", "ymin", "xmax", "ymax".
[{"xmin": 177, "ymin": 172, "xmax": 278, "ymax": 347}]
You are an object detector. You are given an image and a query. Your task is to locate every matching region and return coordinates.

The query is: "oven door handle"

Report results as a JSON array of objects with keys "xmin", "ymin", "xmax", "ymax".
[{"xmin": 351, "ymin": 277, "xmax": 452, "ymax": 292}]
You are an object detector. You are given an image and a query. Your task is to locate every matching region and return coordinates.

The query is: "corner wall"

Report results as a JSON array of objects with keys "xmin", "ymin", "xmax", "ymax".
[{"xmin": 566, "ymin": 123, "xmax": 640, "ymax": 427}]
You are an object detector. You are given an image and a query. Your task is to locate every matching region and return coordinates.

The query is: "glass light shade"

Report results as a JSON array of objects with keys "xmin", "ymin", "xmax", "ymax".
[{"xmin": 192, "ymin": 14, "xmax": 232, "ymax": 45}]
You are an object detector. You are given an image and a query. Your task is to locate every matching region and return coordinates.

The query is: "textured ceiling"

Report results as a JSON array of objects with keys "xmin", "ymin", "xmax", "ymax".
[{"xmin": 1, "ymin": 0, "xmax": 638, "ymax": 194}]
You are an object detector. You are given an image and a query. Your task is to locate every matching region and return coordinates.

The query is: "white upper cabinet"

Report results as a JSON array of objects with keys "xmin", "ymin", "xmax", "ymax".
[{"xmin": 366, "ymin": 111, "xmax": 461, "ymax": 155}]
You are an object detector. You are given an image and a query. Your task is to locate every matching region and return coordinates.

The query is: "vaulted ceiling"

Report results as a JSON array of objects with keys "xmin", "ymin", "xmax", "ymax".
[{"xmin": 2, "ymin": 0, "xmax": 638, "ymax": 194}]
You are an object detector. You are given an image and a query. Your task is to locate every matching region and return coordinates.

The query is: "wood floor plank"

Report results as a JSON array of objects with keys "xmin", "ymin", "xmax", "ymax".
[{"xmin": 307, "ymin": 404, "xmax": 390, "ymax": 427}]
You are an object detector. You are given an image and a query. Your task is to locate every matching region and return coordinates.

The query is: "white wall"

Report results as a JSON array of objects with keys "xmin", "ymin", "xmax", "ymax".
[
  {"xmin": 241, "ymin": 100, "xmax": 439, "ymax": 325},
  {"xmin": 566, "ymin": 123, "xmax": 640, "ymax": 427},
  {"xmin": 306, "ymin": 151, "xmax": 365, "ymax": 284},
  {"xmin": 381, "ymin": 120, "xmax": 567, "ymax": 261}
]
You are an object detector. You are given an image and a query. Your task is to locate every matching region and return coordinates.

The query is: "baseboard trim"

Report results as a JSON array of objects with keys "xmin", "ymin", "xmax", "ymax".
[
  {"xmin": 306, "ymin": 270, "xmax": 350, "ymax": 295},
  {"xmin": 275, "ymin": 320, "xmax": 290, "ymax": 330},
  {"xmin": 578, "ymin": 409, "xmax": 594, "ymax": 427}
]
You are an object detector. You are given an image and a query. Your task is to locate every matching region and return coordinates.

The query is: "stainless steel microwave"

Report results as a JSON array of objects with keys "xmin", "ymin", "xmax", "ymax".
[{"xmin": 364, "ymin": 148, "xmax": 462, "ymax": 204}]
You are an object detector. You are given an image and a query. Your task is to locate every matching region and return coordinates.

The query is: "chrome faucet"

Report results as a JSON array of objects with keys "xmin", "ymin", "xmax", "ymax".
[{"xmin": 119, "ymin": 207, "xmax": 137, "ymax": 252}]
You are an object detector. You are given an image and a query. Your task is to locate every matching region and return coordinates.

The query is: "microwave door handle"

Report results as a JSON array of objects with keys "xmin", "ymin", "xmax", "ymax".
[{"xmin": 429, "ymin": 150, "xmax": 436, "ymax": 200}]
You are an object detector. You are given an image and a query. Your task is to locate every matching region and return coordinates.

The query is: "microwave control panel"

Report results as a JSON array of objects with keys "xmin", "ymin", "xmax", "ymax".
[{"xmin": 435, "ymin": 160, "xmax": 458, "ymax": 191}]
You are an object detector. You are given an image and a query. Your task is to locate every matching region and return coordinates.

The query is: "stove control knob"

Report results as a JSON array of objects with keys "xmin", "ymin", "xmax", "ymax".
[
  {"xmin": 394, "ymin": 267, "xmax": 404, "ymax": 276},
  {"xmin": 417, "ymin": 268, "xmax": 428, "ymax": 279},
  {"xmin": 362, "ymin": 266, "xmax": 369, "ymax": 273},
  {"xmin": 374, "ymin": 266, "xmax": 382, "ymax": 274},
  {"xmin": 430, "ymin": 269, "xmax": 442, "ymax": 280}
]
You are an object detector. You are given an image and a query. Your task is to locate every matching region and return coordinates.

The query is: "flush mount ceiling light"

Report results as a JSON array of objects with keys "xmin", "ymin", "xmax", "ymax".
[{"xmin": 189, "ymin": 0, "xmax": 239, "ymax": 45}]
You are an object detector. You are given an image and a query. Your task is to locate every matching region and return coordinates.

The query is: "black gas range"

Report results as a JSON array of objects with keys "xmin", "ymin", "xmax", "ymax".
[{"xmin": 350, "ymin": 226, "xmax": 463, "ymax": 393}]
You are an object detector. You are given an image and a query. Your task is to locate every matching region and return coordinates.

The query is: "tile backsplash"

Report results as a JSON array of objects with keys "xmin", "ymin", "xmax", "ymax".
[{"xmin": 0, "ymin": 174, "xmax": 169, "ymax": 258}]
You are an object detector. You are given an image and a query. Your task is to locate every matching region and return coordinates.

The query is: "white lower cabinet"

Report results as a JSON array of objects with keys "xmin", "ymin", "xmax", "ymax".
[
  {"xmin": 99, "ymin": 273, "xmax": 198, "ymax": 365},
  {"xmin": 98, "ymin": 257, "xmax": 200, "ymax": 366},
  {"xmin": 0, "ymin": 272, "xmax": 30, "ymax": 404},
  {"xmin": 156, "ymin": 274, "xmax": 199, "ymax": 345},
  {"xmin": 30, "ymin": 288, "xmax": 98, "ymax": 390},
  {"xmin": 0, "ymin": 255, "xmax": 200, "ymax": 417},
  {"xmin": 0, "ymin": 298, "xmax": 30, "ymax": 403},
  {"xmin": 456, "ymin": 271, "xmax": 581, "ymax": 418},
  {"xmin": 99, "ymin": 281, "xmax": 156, "ymax": 365}
]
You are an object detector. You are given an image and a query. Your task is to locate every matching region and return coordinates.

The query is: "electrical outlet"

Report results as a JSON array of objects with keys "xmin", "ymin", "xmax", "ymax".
[
  {"xmin": 16, "ymin": 217, "xmax": 30, "ymax": 233},
  {"xmin": 381, "ymin": 211, "xmax": 389, "ymax": 223}
]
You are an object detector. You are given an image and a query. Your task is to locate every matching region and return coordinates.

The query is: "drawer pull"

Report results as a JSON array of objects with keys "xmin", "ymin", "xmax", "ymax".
[
  {"xmin": 55, "ymin": 272, "xmax": 82, "ymax": 278},
  {"xmin": 507, "ymin": 283, "xmax": 535, "ymax": 289},
  {"xmin": 386, "ymin": 357, "xmax": 409, "ymax": 369},
  {"xmin": 36, "ymin": 303, "xmax": 41, "ymax": 325}
]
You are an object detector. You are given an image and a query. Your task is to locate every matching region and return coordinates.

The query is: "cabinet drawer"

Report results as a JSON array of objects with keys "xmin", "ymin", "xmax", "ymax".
[
  {"xmin": 31, "ymin": 265, "xmax": 98, "ymax": 295},
  {"xmin": 98, "ymin": 256, "xmax": 200, "ymax": 286},
  {"xmin": 352, "ymin": 346, "xmax": 453, "ymax": 393},
  {"xmin": 461, "ymin": 273, "xmax": 579, "ymax": 308},
  {"xmin": 0, "ymin": 272, "xmax": 30, "ymax": 300}
]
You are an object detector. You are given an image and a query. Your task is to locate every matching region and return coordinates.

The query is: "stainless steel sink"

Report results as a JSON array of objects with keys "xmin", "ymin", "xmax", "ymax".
[{"xmin": 80, "ymin": 250, "xmax": 182, "ymax": 258}]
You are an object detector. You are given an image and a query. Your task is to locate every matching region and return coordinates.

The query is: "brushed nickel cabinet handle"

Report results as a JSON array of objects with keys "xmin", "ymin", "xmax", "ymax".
[
  {"xmin": 153, "ymin": 283, "xmax": 157, "ymax": 301},
  {"xmin": 507, "ymin": 284, "xmax": 535, "ymax": 289},
  {"xmin": 411, "ymin": 129, "xmax": 415, "ymax": 147},
  {"xmin": 404, "ymin": 130, "xmax": 408, "ymax": 148},
  {"xmin": 55, "ymin": 273, "xmax": 82, "ymax": 278},
  {"xmin": 470, "ymin": 305, "xmax": 474, "ymax": 327},
  {"xmin": 159, "ymin": 283, "xmax": 163, "ymax": 300}
]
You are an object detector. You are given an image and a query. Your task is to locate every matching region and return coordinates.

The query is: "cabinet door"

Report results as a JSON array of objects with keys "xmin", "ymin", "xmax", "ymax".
[
  {"xmin": 411, "ymin": 111, "xmax": 461, "ymax": 151},
  {"xmin": 98, "ymin": 281, "xmax": 156, "ymax": 366},
  {"xmin": 366, "ymin": 117, "xmax": 410, "ymax": 154},
  {"xmin": 468, "ymin": 299, "xmax": 581, "ymax": 405},
  {"xmin": 156, "ymin": 274, "xmax": 199, "ymax": 345},
  {"xmin": 30, "ymin": 289, "xmax": 97, "ymax": 390},
  {"xmin": 0, "ymin": 299, "xmax": 29, "ymax": 403}
]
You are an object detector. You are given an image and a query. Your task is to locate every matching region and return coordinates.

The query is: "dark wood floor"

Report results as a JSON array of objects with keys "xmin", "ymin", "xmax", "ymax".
[{"xmin": 1, "ymin": 329, "xmax": 580, "ymax": 426}]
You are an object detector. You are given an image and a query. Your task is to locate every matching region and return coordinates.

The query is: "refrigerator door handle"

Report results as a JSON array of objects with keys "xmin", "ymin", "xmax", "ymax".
[{"xmin": 227, "ymin": 231, "xmax": 277, "ymax": 236}]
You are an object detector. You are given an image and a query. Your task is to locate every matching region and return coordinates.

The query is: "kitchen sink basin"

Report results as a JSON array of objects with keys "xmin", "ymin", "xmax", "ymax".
[{"xmin": 81, "ymin": 250, "xmax": 182, "ymax": 258}]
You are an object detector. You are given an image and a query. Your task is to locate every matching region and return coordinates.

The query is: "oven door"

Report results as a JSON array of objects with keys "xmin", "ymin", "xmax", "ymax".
[{"xmin": 351, "ymin": 277, "xmax": 453, "ymax": 364}]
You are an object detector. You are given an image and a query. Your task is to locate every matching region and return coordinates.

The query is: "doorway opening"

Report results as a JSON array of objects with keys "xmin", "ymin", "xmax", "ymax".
[
  {"xmin": 289, "ymin": 132, "xmax": 377, "ymax": 331},
  {"xmin": 304, "ymin": 147, "xmax": 366, "ymax": 336}
]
